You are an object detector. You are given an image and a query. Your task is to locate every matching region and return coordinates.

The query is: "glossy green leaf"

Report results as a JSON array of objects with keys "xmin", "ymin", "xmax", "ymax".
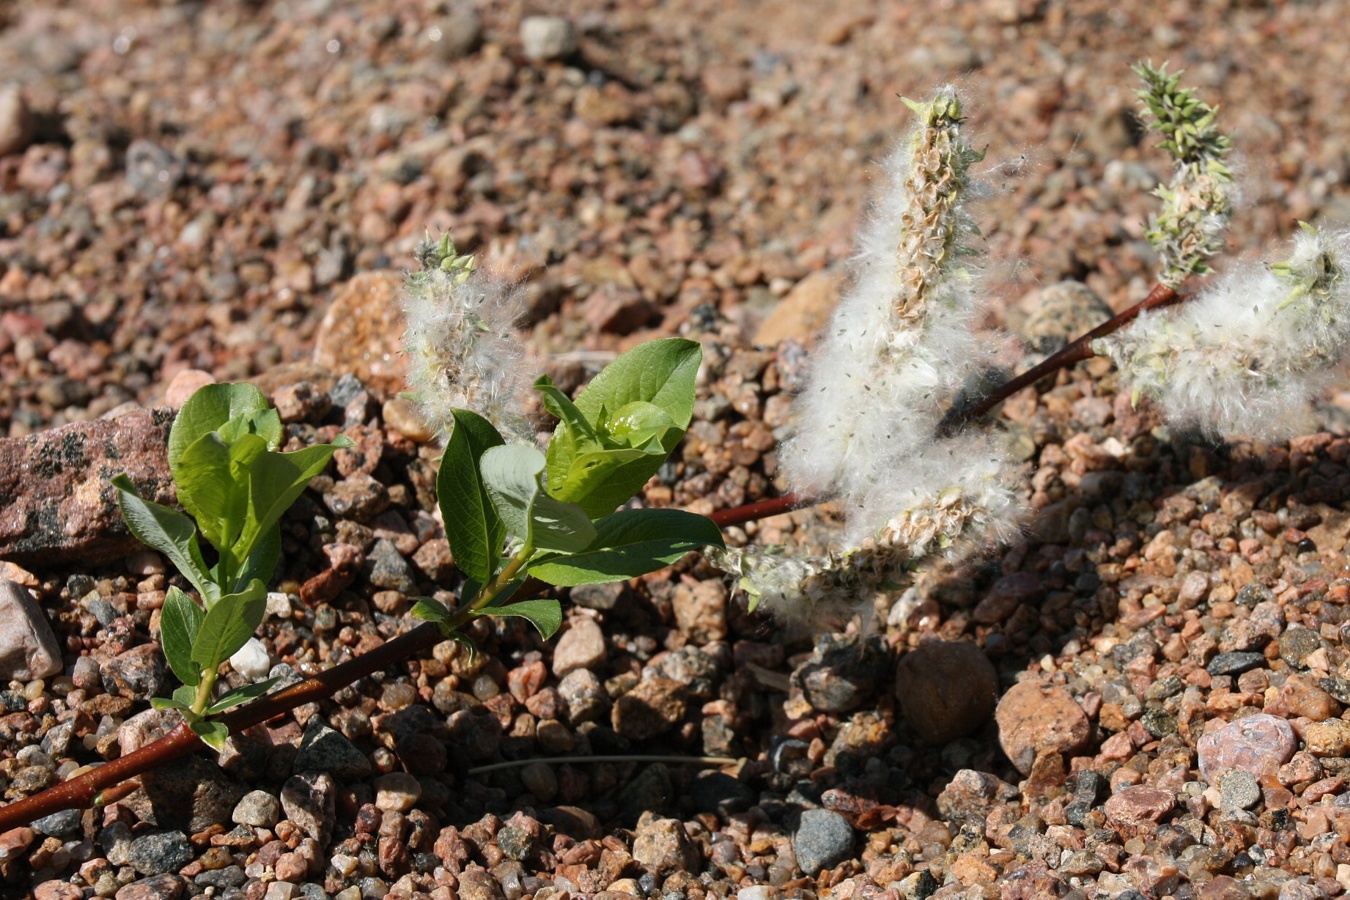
[
  {"xmin": 174, "ymin": 431, "xmax": 268, "ymax": 555},
  {"xmin": 472, "ymin": 597, "xmax": 563, "ymax": 640},
  {"xmin": 160, "ymin": 586, "xmax": 204, "ymax": 686},
  {"xmin": 438, "ymin": 410, "xmax": 506, "ymax": 584},
  {"xmin": 528, "ymin": 508, "xmax": 724, "ymax": 586},
  {"xmin": 191, "ymin": 719, "xmax": 230, "ymax": 751},
  {"xmin": 149, "ymin": 696, "xmax": 191, "ymax": 712},
  {"xmin": 572, "ymin": 338, "xmax": 701, "ymax": 431},
  {"xmin": 548, "ymin": 441, "xmax": 680, "ymax": 518},
  {"xmin": 206, "ymin": 677, "xmax": 280, "ymax": 715},
  {"xmin": 111, "ymin": 474, "xmax": 216, "ymax": 603},
  {"xmin": 536, "ymin": 375, "xmax": 603, "ymax": 492},
  {"xmin": 232, "ymin": 437, "xmax": 352, "ymax": 585},
  {"xmin": 233, "ymin": 524, "xmax": 281, "ymax": 597},
  {"xmin": 480, "ymin": 445, "xmax": 595, "ymax": 552},
  {"xmin": 168, "ymin": 382, "xmax": 280, "ymax": 475},
  {"xmin": 191, "ymin": 579, "xmax": 268, "ymax": 671},
  {"xmin": 411, "ymin": 597, "xmax": 455, "ymax": 633}
]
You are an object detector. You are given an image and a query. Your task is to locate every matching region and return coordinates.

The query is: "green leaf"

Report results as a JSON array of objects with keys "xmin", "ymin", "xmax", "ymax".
[
  {"xmin": 231, "ymin": 438, "xmax": 351, "ymax": 589},
  {"xmin": 528, "ymin": 508, "xmax": 724, "ymax": 587},
  {"xmin": 160, "ymin": 586, "xmax": 204, "ymax": 686},
  {"xmin": 174, "ymin": 431, "xmax": 268, "ymax": 555},
  {"xmin": 112, "ymin": 474, "xmax": 217, "ymax": 603},
  {"xmin": 173, "ymin": 683, "xmax": 198, "ymax": 707},
  {"xmin": 191, "ymin": 578, "xmax": 268, "ymax": 671},
  {"xmin": 536, "ymin": 375, "xmax": 604, "ymax": 492},
  {"xmin": 191, "ymin": 719, "xmax": 230, "ymax": 752},
  {"xmin": 438, "ymin": 410, "xmax": 507, "ymax": 584},
  {"xmin": 169, "ymin": 382, "xmax": 279, "ymax": 475},
  {"xmin": 472, "ymin": 597, "xmax": 563, "ymax": 640},
  {"xmin": 548, "ymin": 443, "xmax": 680, "ymax": 518},
  {"xmin": 480, "ymin": 445, "xmax": 596, "ymax": 552},
  {"xmin": 233, "ymin": 524, "xmax": 281, "ymax": 595},
  {"xmin": 411, "ymin": 597, "xmax": 455, "ymax": 631},
  {"xmin": 150, "ymin": 696, "xmax": 191, "ymax": 711},
  {"xmin": 206, "ymin": 677, "xmax": 280, "ymax": 715},
  {"xmin": 572, "ymin": 338, "xmax": 701, "ymax": 431}
]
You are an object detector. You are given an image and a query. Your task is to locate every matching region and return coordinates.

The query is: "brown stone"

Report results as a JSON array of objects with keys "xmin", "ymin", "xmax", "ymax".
[
  {"xmin": 995, "ymin": 680, "xmax": 1091, "ymax": 775},
  {"xmin": 896, "ymin": 640, "xmax": 999, "ymax": 744},
  {"xmin": 612, "ymin": 677, "xmax": 687, "ymax": 740},
  {"xmin": 1104, "ymin": 785, "xmax": 1176, "ymax": 837},
  {"xmin": 753, "ymin": 269, "xmax": 841, "ymax": 347},
  {"xmin": 312, "ymin": 271, "xmax": 409, "ymax": 394}
]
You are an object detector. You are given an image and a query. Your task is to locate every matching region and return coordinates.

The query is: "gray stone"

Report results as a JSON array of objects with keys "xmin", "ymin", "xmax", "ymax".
[
  {"xmin": 1207, "ymin": 651, "xmax": 1266, "ymax": 676},
  {"xmin": 31, "ymin": 808, "xmax": 81, "ymax": 839},
  {"xmin": 791, "ymin": 634, "xmax": 891, "ymax": 714},
  {"xmin": 0, "ymin": 580, "xmax": 62, "ymax": 680},
  {"xmin": 0, "ymin": 408, "xmax": 176, "ymax": 565},
  {"xmin": 293, "ymin": 718, "xmax": 372, "ymax": 779},
  {"xmin": 792, "ymin": 808, "xmax": 854, "ymax": 875},
  {"xmin": 125, "ymin": 139, "xmax": 187, "ymax": 197},
  {"xmin": 557, "ymin": 668, "xmax": 607, "ymax": 724},
  {"xmin": 520, "ymin": 16, "xmax": 577, "ymax": 61},
  {"xmin": 280, "ymin": 772, "xmax": 337, "ymax": 844},
  {"xmin": 126, "ymin": 831, "xmax": 194, "ymax": 876},
  {"xmin": 1217, "ymin": 768, "xmax": 1262, "ymax": 810},
  {"xmin": 363, "ymin": 538, "xmax": 417, "ymax": 593},
  {"xmin": 232, "ymin": 790, "xmax": 281, "ymax": 828},
  {"xmin": 434, "ymin": 7, "xmax": 483, "ymax": 60}
]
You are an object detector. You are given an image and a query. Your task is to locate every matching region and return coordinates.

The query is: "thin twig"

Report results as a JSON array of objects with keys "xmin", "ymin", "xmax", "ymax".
[
  {"xmin": 937, "ymin": 282, "xmax": 1181, "ymax": 434},
  {"xmin": 466, "ymin": 754, "xmax": 739, "ymax": 776}
]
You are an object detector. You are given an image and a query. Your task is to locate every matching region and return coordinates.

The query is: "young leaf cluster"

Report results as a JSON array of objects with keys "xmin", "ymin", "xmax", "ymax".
[
  {"xmin": 114, "ymin": 383, "xmax": 352, "ymax": 748},
  {"xmin": 414, "ymin": 338, "xmax": 724, "ymax": 641}
]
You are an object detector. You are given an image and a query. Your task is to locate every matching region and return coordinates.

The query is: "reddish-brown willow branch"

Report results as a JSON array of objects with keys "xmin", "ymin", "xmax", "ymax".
[
  {"xmin": 938, "ymin": 282, "xmax": 1181, "ymax": 434},
  {"xmin": 0, "ymin": 621, "xmax": 445, "ymax": 831}
]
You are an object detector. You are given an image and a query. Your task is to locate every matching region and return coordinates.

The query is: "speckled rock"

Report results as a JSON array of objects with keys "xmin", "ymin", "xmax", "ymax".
[
  {"xmin": 612, "ymin": 677, "xmax": 687, "ymax": 740},
  {"xmin": 293, "ymin": 718, "xmax": 372, "ymax": 780},
  {"xmin": 1103, "ymin": 785, "xmax": 1175, "ymax": 838},
  {"xmin": 995, "ymin": 680, "xmax": 1091, "ymax": 775},
  {"xmin": 280, "ymin": 772, "xmax": 337, "ymax": 845},
  {"xmin": 1196, "ymin": 714, "xmax": 1298, "ymax": 781},
  {"xmin": 552, "ymin": 617, "xmax": 607, "ymax": 677},
  {"xmin": 793, "ymin": 808, "xmax": 854, "ymax": 876},
  {"xmin": 312, "ymin": 272, "xmax": 408, "ymax": 395},
  {"xmin": 0, "ymin": 408, "xmax": 175, "ymax": 564},
  {"xmin": 632, "ymin": 815, "xmax": 701, "ymax": 877}
]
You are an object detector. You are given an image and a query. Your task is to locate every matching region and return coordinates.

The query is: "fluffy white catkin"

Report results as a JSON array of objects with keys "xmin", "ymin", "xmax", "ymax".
[
  {"xmin": 401, "ymin": 234, "xmax": 534, "ymax": 445},
  {"xmin": 781, "ymin": 89, "xmax": 1005, "ymax": 531},
  {"xmin": 1098, "ymin": 225, "xmax": 1350, "ymax": 441}
]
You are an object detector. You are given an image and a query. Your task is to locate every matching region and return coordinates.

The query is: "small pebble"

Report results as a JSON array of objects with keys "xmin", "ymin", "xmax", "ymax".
[
  {"xmin": 520, "ymin": 16, "xmax": 578, "ymax": 61},
  {"xmin": 229, "ymin": 637, "xmax": 272, "ymax": 681},
  {"xmin": 792, "ymin": 808, "xmax": 854, "ymax": 875}
]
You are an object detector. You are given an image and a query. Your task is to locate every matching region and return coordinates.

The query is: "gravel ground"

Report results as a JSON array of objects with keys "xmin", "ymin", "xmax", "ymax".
[{"xmin": 6, "ymin": 2, "xmax": 1350, "ymax": 899}]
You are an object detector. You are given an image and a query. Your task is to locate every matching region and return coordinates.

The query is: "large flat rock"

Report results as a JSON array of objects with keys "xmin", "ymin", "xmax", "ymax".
[{"xmin": 0, "ymin": 408, "xmax": 176, "ymax": 566}]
